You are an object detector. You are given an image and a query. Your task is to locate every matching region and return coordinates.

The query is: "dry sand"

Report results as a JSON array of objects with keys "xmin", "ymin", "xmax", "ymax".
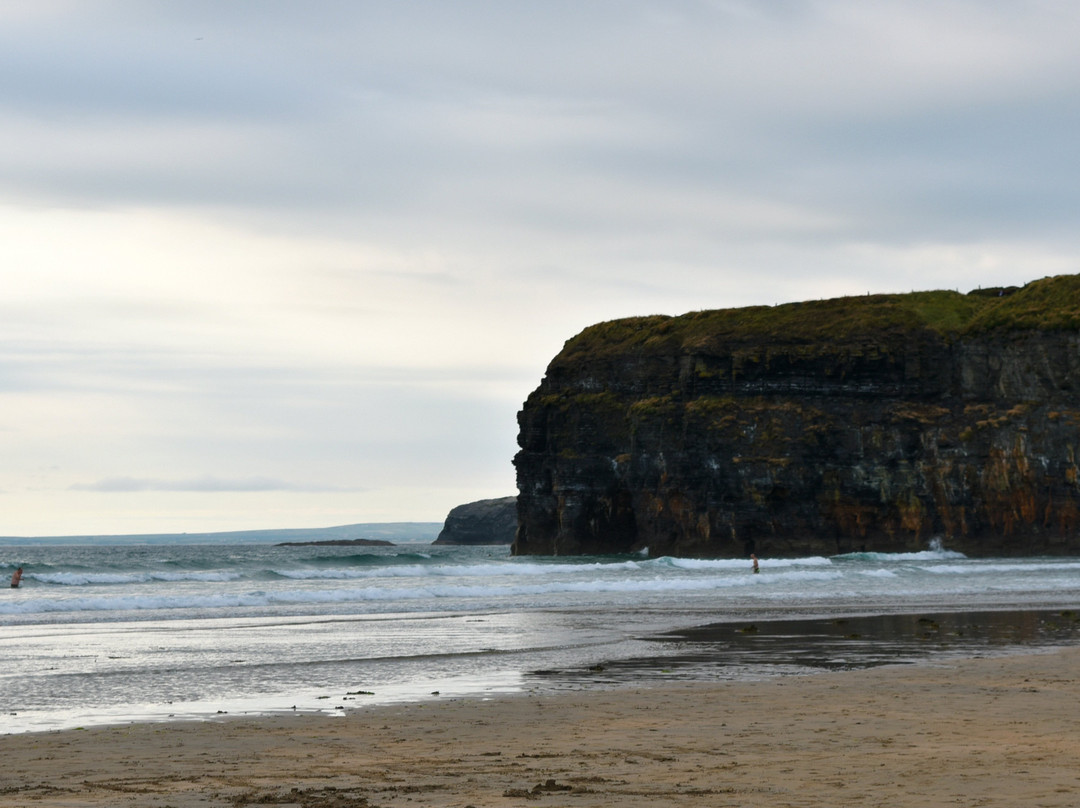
[{"xmin": 3, "ymin": 647, "xmax": 1080, "ymax": 807}]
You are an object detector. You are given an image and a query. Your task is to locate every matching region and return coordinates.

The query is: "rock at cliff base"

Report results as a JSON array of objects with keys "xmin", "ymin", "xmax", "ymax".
[{"xmin": 434, "ymin": 497, "xmax": 518, "ymax": 545}]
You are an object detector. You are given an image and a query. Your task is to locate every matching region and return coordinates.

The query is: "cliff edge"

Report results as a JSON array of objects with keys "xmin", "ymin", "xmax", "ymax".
[{"xmin": 514, "ymin": 275, "xmax": 1080, "ymax": 557}]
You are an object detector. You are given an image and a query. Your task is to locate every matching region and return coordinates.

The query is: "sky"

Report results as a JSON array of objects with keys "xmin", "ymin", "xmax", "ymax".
[{"xmin": 3, "ymin": 1, "xmax": 1080, "ymax": 536}]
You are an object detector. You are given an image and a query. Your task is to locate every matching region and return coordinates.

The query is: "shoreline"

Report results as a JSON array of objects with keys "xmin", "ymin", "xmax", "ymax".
[
  {"xmin": 6, "ymin": 603, "xmax": 1080, "ymax": 735},
  {"xmin": 3, "ymin": 644, "xmax": 1079, "ymax": 807}
]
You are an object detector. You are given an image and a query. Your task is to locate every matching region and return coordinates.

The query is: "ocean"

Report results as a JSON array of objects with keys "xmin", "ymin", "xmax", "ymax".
[{"xmin": 3, "ymin": 541, "xmax": 1080, "ymax": 734}]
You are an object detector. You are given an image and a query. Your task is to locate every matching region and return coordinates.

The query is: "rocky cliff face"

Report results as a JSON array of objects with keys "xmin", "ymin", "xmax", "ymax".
[
  {"xmin": 434, "ymin": 497, "xmax": 517, "ymax": 545},
  {"xmin": 513, "ymin": 276, "xmax": 1080, "ymax": 557}
]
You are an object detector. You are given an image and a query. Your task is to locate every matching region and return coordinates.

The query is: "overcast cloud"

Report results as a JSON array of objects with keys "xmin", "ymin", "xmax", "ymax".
[{"xmin": 3, "ymin": 1, "xmax": 1080, "ymax": 536}]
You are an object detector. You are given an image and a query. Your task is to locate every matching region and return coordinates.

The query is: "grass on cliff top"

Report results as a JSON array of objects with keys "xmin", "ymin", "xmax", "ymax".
[
  {"xmin": 966, "ymin": 274, "xmax": 1080, "ymax": 332},
  {"xmin": 556, "ymin": 274, "xmax": 1080, "ymax": 363}
]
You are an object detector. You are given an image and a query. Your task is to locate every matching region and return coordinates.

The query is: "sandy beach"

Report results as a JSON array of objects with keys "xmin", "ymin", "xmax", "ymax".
[{"xmin": 3, "ymin": 647, "xmax": 1079, "ymax": 807}]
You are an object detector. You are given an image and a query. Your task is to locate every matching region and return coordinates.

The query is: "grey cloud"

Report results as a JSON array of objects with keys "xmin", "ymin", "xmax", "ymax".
[
  {"xmin": 70, "ymin": 475, "xmax": 360, "ymax": 493},
  {"xmin": 5, "ymin": 337, "xmax": 526, "ymax": 491},
  {"xmin": 3, "ymin": 0, "xmax": 1078, "ymax": 251},
  {"xmin": 0, "ymin": 335, "xmax": 535, "ymax": 396},
  {"xmin": 0, "ymin": 4, "xmax": 324, "ymax": 121}
]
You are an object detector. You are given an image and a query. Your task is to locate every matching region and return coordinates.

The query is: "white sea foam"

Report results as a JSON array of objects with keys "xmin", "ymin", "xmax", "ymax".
[
  {"xmin": 273, "ymin": 560, "xmax": 643, "ymax": 580},
  {"xmin": 30, "ymin": 571, "xmax": 244, "ymax": 586},
  {"xmin": 5, "ymin": 544, "xmax": 1080, "ymax": 627},
  {"xmin": 661, "ymin": 556, "xmax": 832, "ymax": 570},
  {"xmin": 922, "ymin": 562, "xmax": 1080, "ymax": 575},
  {"xmin": 846, "ymin": 549, "xmax": 967, "ymax": 562},
  {"xmin": 0, "ymin": 569, "xmax": 848, "ymax": 616}
]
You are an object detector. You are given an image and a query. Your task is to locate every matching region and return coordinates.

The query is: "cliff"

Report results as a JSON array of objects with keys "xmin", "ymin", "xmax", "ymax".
[
  {"xmin": 434, "ymin": 497, "xmax": 518, "ymax": 545},
  {"xmin": 513, "ymin": 275, "xmax": 1080, "ymax": 558}
]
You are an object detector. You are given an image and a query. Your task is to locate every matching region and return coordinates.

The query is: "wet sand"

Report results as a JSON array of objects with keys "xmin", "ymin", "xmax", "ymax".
[{"xmin": 3, "ymin": 646, "xmax": 1080, "ymax": 807}]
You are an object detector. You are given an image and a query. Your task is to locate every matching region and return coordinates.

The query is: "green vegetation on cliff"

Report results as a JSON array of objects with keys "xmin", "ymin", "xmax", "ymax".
[
  {"xmin": 556, "ymin": 275, "xmax": 1080, "ymax": 366},
  {"xmin": 967, "ymin": 274, "xmax": 1080, "ymax": 332}
]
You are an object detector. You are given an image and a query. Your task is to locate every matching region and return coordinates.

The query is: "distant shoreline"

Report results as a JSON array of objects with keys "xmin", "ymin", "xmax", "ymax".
[
  {"xmin": 274, "ymin": 538, "xmax": 394, "ymax": 547},
  {"xmin": 0, "ymin": 522, "xmax": 441, "ymax": 546}
]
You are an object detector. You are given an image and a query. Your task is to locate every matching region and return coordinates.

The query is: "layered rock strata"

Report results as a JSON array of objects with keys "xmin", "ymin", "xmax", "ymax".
[{"xmin": 513, "ymin": 276, "xmax": 1080, "ymax": 557}]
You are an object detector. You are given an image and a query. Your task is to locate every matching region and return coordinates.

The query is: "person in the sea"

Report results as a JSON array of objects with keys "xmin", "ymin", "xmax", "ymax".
[
  {"xmin": 751, "ymin": 554, "xmax": 759, "ymax": 574},
  {"xmin": 10, "ymin": 567, "xmax": 22, "ymax": 588}
]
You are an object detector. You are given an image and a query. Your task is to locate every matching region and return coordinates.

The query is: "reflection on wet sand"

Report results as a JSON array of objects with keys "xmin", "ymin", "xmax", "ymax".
[{"xmin": 531, "ymin": 608, "xmax": 1080, "ymax": 685}]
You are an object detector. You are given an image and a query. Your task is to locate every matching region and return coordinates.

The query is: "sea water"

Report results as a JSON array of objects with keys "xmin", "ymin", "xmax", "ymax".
[{"xmin": 3, "ymin": 542, "xmax": 1080, "ymax": 733}]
